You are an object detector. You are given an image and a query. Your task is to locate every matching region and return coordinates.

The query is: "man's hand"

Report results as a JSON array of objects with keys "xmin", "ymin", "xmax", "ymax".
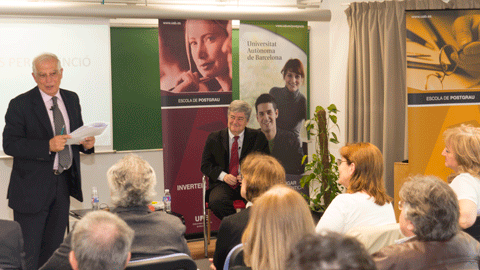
[
  {"xmin": 49, "ymin": 135, "xmax": 72, "ymax": 152},
  {"xmin": 223, "ymin": 174, "xmax": 238, "ymax": 186},
  {"xmin": 80, "ymin": 136, "xmax": 95, "ymax": 150},
  {"xmin": 453, "ymin": 15, "xmax": 480, "ymax": 72}
]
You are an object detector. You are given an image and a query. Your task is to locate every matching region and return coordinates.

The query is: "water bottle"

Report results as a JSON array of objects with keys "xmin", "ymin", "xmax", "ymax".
[
  {"xmin": 163, "ymin": 189, "xmax": 171, "ymax": 213},
  {"xmin": 92, "ymin": 186, "xmax": 99, "ymax": 211}
]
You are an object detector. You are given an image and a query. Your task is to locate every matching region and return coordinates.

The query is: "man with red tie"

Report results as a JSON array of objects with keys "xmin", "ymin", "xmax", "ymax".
[{"xmin": 201, "ymin": 100, "xmax": 269, "ymax": 220}]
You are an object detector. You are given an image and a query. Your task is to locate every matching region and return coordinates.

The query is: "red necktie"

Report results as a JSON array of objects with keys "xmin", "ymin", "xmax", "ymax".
[{"xmin": 229, "ymin": 136, "xmax": 240, "ymax": 189}]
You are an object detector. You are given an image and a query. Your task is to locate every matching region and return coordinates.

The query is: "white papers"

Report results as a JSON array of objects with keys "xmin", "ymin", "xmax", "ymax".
[{"xmin": 66, "ymin": 122, "xmax": 108, "ymax": 145}]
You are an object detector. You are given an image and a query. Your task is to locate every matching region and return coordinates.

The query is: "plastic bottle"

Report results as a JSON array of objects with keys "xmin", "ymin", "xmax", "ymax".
[
  {"xmin": 163, "ymin": 189, "xmax": 171, "ymax": 213},
  {"xmin": 92, "ymin": 186, "xmax": 99, "ymax": 211}
]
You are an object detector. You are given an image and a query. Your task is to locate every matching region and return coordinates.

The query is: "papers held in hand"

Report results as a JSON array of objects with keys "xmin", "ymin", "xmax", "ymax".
[{"xmin": 66, "ymin": 122, "xmax": 108, "ymax": 145}]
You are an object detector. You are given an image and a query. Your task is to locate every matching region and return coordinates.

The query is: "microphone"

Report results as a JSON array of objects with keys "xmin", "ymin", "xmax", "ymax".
[{"xmin": 50, "ymin": 105, "xmax": 55, "ymax": 111}]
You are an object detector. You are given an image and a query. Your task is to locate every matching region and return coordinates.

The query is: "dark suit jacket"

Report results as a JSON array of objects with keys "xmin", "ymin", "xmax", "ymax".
[
  {"xmin": 3, "ymin": 87, "xmax": 94, "ymax": 214},
  {"xmin": 213, "ymin": 207, "xmax": 250, "ymax": 270},
  {"xmin": 201, "ymin": 127, "xmax": 269, "ymax": 189},
  {"xmin": 0, "ymin": 220, "xmax": 26, "ymax": 270},
  {"xmin": 271, "ymin": 128, "xmax": 304, "ymax": 175}
]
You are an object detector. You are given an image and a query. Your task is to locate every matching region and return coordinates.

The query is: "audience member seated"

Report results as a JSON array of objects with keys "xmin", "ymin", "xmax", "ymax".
[
  {"xmin": 233, "ymin": 185, "xmax": 315, "ymax": 270},
  {"xmin": 316, "ymin": 142, "xmax": 396, "ymax": 234},
  {"xmin": 212, "ymin": 153, "xmax": 286, "ymax": 270},
  {"xmin": 69, "ymin": 210, "xmax": 134, "ymax": 270},
  {"xmin": 40, "ymin": 154, "xmax": 190, "ymax": 270},
  {"xmin": 0, "ymin": 219, "xmax": 26, "ymax": 270},
  {"xmin": 286, "ymin": 232, "xmax": 377, "ymax": 270},
  {"xmin": 442, "ymin": 125, "xmax": 480, "ymax": 232},
  {"xmin": 372, "ymin": 175, "xmax": 480, "ymax": 270}
]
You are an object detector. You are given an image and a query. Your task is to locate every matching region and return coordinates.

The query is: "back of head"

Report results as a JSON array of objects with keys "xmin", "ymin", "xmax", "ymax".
[
  {"xmin": 443, "ymin": 124, "xmax": 480, "ymax": 180},
  {"xmin": 340, "ymin": 142, "xmax": 391, "ymax": 205},
  {"xmin": 242, "ymin": 185, "xmax": 315, "ymax": 270},
  {"xmin": 107, "ymin": 154, "xmax": 157, "ymax": 207},
  {"xmin": 286, "ymin": 232, "xmax": 377, "ymax": 270},
  {"xmin": 400, "ymin": 175, "xmax": 459, "ymax": 241},
  {"xmin": 228, "ymin": 100, "xmax": 252, "ymax": 121},
  {"xmin": 240, "ymin": 153, "xmax": 286, "ymax": 202},
  {"xmin": 70, "ymin": 211, "xmax": 134, "ymax": 270}
]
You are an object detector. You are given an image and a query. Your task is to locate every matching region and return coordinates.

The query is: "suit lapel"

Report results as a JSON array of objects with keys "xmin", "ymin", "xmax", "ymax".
[
  {"xmin": 32, "ymin": 87, "xmax": 54, "ymax": 138},
  {"xmin": 60, "ymin": 89, "xmax": 75, "ymax": 131},
  {"xmin": 240, "ymin": 128, "xmax": 251, "ymax": 158}
]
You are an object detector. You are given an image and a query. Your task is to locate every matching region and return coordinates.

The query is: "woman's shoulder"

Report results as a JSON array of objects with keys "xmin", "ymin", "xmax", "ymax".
[{"xmin": 452, "ymin": 173, "xmax": 480, "ymax": 185}]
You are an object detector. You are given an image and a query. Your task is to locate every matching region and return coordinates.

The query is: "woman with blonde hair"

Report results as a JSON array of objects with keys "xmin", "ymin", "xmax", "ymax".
[
  {"xmin": 212, "ymin": 153, "xmax": 286, "ymax": 270},
  {"xmin": 442, "ymin": 124, "xmax": 480, "ymax": 229},
  {"xmin": 239, "ymin": 185, "xmax": 315, "ymax": 270},
  {"xmin": 316, "ymin": 142, "xmax": 396, "ymax": 234}
]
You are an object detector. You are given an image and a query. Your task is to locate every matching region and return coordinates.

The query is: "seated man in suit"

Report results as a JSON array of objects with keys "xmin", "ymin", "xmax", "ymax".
[
  {"xmin": 201, "ymin": 100, "xmax": 269, "ymax": 220},
  {"xmin": 372, "ymin": 175, "xmax": 480, "ymax": 270},
  {"xmin": 255, "ymin": 93, "xmax": 304, "ymax": 175},
  {"xmin": 0, "ymin": 219, "xmax": 26, "ymax": 270},
  {"xmin": 69, "ymin": 211, "xmax": 134, "ymax": 270}
]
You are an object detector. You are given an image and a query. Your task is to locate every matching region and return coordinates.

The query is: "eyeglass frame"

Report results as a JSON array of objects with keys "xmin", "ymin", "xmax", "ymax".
[{"xmin": 424, "ymin": 44, "xmax": 459, "ymax": 91}]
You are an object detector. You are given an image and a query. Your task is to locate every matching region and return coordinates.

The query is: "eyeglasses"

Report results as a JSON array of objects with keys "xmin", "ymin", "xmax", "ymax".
[
  {"xmin": 336, "ymin": 159, "xmax": 347, "ymax": 165},
  {"xmin": 424, "ymin": 44, "xmax": 459, "ymax": 91}
]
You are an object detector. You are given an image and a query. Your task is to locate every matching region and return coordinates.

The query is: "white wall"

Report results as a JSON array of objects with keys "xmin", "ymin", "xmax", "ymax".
[{"xmin": 0, "ymin": 0, "xmax": 355, "ymax": 220}]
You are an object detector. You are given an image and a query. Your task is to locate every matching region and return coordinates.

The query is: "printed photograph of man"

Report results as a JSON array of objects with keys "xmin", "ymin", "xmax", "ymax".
[{"xmin": 255, "ymin": 93, "xmax": 304, "ymax": 175}]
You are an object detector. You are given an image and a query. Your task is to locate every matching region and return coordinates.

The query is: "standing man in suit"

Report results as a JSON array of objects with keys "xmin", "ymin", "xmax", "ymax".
[
  {"xmin": 255, "ymin": 93, "xmax": 304, "ymax": 175},
  {"xmin": 201, "ymin": 100, "xmax": 269, "ymax": 220},
  {"xmin": 3, "ymin": 53, "xmax": 95, "ymax": 270}
]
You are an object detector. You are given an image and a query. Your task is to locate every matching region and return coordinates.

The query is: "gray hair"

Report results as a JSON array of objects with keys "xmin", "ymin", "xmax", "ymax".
[
  {"xmin": 71, "ymin": 210, "xmax": 134, "ymax": 270},
  {"xmin": 107, "ymin": 154, "xmax": 157, "ymax": 207},
  {"xmin": 228, "ymin": 100, "xmax": 252, "ymax": 121},
  {"xmin": 400, "ymin": 175, "xmax": 459, "ymax": 241},
  {"xmin": 32, "ymin": 53, "xmax": 62, "ymax": 75}
]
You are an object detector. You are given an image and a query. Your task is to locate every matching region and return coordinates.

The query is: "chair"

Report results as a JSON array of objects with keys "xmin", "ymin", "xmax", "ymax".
[
  {"xmin": 126, "ymin": 253, "xmax": 196, "ymax": 270},
  {"xmin": 223, "ymin": 244, "xmax": 244, "ymax": 270},
  {"xmin": 202, "ymin": 175, "xmax": 212, "ymax": 258},
  {"xmin": 463, "ymin": 215, "xmax": 480, "ymax": 242},
  {"xmin": 346, "ymin": 223, "xmax": 404, "ymax": 254}
]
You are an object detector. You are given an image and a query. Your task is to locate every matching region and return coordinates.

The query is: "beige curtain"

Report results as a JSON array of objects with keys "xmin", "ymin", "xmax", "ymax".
[
  {"xmin": 345, "ymin": 0, "xmax": 480, "ymax": 196},
  {"xmin": 345, "ymin": 1, "xmax": 406, "ymax": 196}
]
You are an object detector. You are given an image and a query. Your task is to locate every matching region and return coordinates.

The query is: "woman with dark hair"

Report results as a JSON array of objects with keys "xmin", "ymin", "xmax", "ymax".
[
  {"xmin": 172, "ymin": 20, "xmax": 232, "ymax": 93},
  {"xmin": 269, "ymin": 58, "xmax": 307, "ymax": 139},
  {"xmin": 315, "ymin": 142, "xmax": 396, "ymax": 234},
  {"xmin": 442, "ymin": 124, "xmax": 480, "ymax": 229}
]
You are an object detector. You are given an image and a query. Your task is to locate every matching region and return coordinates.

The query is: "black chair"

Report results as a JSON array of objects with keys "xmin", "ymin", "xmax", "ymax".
[
  {"xmin": 463, "ymin": 215, "xmax": 480, "ymax": 242},
  {"xmin": 223, "ymin": 244, "xmax": 245, "ymax": 270},
  {"xmin": 126, "ymin": 253, "xmax": 196, "ymax": 270}
]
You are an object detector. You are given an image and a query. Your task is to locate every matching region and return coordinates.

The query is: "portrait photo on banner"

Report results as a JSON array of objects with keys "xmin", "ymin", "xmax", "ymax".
[
  {"xmin": 239, "ymin": 21, "xmax": 309, "ymax": 193},
  {"xmin": 158, "ymin": 19, "xmax": 232, "ymax": 95}
]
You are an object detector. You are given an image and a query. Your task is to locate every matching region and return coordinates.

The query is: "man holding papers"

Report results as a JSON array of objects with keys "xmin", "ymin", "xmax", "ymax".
[{"xmin": 2, "ymin": 53, "xmax": 95, "ymax": 270}]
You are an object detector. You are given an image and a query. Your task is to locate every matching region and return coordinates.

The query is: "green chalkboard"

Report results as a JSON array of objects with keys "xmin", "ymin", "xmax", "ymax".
[{"xmin": 111, "ymin": 27, "xmax": 162, "ymax": 151}]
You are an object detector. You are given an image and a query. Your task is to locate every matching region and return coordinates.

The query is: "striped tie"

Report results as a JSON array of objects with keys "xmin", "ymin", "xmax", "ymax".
[{"xmin": 52, "ymin": 96, "xmax": 71, "ymax": 173}]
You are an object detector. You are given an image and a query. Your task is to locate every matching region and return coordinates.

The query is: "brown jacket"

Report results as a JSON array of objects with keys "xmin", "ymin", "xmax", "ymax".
[{"xmin": 372, "ymin": 231, "xmax": 480, "ymax": 270}]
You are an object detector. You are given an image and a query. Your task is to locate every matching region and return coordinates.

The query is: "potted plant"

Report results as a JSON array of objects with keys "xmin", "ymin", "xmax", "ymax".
[{"xmin": 301, "ymin": 104, "xmax": 343, "ymax": 217}]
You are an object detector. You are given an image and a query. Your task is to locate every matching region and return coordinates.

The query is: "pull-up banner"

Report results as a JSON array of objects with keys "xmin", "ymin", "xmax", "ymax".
[
  {"xmin": 406, "ymin": 10, "xmax": 480, "ymax": 180},
  {"xmin": 239, "ymin": 21, "xmax": 309, "ymax": 196},
  {"xmin": 159, "ymin": 19, "xmax": 232, "ymax": 234}
]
